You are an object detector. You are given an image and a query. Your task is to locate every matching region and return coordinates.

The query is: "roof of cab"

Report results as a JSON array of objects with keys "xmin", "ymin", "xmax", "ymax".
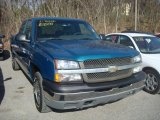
[{"xmin": 29, "ymin": 17, "xmax": 85, "ymax": 22}]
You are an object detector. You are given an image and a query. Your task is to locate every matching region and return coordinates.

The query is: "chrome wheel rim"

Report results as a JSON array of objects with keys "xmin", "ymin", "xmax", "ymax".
[
  {"xmin": 33, "ymin": 78, "xmax": 41, "ymax": 106},
  {"xmin": 145, "ymin": 73, "xmax": 158, "ymax": 91}
]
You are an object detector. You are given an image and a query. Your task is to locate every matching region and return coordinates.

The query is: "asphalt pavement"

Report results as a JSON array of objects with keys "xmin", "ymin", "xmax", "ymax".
[{"xmin": 0, "ymin": 56, "xmax": 160, "ymax": 120}]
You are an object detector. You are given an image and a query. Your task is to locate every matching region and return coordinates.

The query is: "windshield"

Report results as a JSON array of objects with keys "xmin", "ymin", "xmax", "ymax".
[
  {"xmin": 133, "ymin": 36, "xmax": 160, "ymax": 54},
  {"xmin": 36, "ymin": 20, "xmax": 100, "ymax": 40}
]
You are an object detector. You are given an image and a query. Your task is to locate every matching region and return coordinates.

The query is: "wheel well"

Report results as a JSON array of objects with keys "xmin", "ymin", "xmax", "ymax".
[
  {"xmin": 30, "ymin": 64, "xmax": 40, "ymax": 80},
  {"xmin": 32, "ymin": 65, "xmax": 40, "ymax": 74},
  {"xmin": 142, "ymin": 67, "xmax": 159, "ymax": 75}
]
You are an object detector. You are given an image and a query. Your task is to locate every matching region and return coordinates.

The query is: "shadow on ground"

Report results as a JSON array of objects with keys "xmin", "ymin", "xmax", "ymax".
[{"xmin": 0, "ymin": 67, "xmax": 5, "ymax": 105}]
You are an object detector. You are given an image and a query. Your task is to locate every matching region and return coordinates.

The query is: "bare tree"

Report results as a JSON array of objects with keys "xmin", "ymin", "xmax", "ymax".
[{"xmin": 1, "ymin": 0, "xmax": 160, "ymax": 38}]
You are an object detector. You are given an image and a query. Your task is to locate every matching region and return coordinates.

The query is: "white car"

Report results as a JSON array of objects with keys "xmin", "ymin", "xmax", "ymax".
[{"xmin": 105, "ymin": 33, "xmax": 160, "ymax": 94}]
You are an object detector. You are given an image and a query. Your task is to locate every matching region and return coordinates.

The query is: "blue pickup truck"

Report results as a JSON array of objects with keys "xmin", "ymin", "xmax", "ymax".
[{"xmin": 11, "ymin": 17, "xmax": 146, "ymax": 113}]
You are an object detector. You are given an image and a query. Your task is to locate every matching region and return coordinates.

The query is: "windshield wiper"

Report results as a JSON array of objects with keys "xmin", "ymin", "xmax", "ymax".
[
  {"xmin": 47, "ymin": 38, "xmax": 64, "ymax": 40},
  {"xmin": 41, "ymin": 38, "xmax": 65, "ymax": 41},
  {"xmin": 77, "ymin": 38, "xmax": 95, "ymax": 40}
]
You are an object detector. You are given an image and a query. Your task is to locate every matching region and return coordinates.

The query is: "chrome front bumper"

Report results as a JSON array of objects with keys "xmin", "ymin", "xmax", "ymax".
[{"xmin": 44, "ymin": 80, "xmax": 145, "ymax": 110}]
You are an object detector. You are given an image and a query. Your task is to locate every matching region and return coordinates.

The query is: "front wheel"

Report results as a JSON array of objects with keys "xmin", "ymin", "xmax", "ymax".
[
  {"xmin": 33, "ymin": 72, "xmax": 51, "ymax": 113},
  {"xmin": 143, "ymin": 69, "xmax": 160, "ymax": 94}
]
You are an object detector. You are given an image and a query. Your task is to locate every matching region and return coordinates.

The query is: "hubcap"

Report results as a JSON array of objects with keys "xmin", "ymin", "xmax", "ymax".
[
  {"xmin": 33, "ymin": 78, "xmax": 41, "ymax": 106},
  {"xmin": 145, "ymin": 73, "xmax": 158, "ymax": 92}
]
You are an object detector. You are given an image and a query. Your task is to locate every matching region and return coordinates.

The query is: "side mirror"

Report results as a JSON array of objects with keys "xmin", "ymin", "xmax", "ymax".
[
  {"xmin": 0, "ymin": 34, "xmax": 5, "ymax": 39},
  {"xmin": 99, "ymin": 34, "xmax": 106, "ymax": 40},
  {"xmin": 16, "ymin": 34, "xmax": 30, "ymax": 42}
]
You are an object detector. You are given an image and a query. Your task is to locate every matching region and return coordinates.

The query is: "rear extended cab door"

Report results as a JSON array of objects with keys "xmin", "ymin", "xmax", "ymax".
[{"xmin": 11, "ymin": 20, "xmax": 32, "ymax": 76}]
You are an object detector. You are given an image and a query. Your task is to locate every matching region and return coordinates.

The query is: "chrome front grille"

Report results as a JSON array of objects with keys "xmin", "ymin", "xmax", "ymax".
[
  {"xmin": 80, "ymin": 57, "xmax": 133, "ymax": 83},
  {"xmin": 84, "ymin": 69, "xmax": 132, "ymax": 83},
  {"xmin": 81, "ymin": 57, "xmax": 132, "ymax": 69}
]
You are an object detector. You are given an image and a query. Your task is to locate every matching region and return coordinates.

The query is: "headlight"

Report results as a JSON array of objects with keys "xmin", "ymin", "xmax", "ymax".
[
  {"xmin": 55, "ymin": 73, "xmax": 82, "ymax": 83},
  {"xmin": 54, "ymin": 60, "xmax": 82, "ymax": 82},
  {"xmin": 133, "ymin": 55, "xmax": 141, "ymax": 63},
  {"xmin": 133, "ymin": 66, "xmax": 142, "ymax": 73},
  {"xmin": 55, "ymin": 60, "xmax": 79, "ymax": 69}
]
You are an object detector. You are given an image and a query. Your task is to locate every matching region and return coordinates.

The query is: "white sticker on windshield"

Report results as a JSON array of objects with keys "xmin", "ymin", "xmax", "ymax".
[
  {"xmin": 38, "ymin": 20, "xmax": 55, "ymax": 27},
  {"xmin": 145, "ymin": 38, "xmax": 151, "ymax": 43}
]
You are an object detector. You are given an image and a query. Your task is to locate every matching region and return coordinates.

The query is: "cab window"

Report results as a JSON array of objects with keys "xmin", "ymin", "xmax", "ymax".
[
  {"xmin": 24, "ymin": 21, "xmax": 32, "ymax": 40},
  {"xmin": 19, "ymin": 21, "xmax": 27, "ymax": 34}
]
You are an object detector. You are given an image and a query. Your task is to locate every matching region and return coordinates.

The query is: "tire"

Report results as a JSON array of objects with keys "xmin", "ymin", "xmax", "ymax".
[
  {"xmin": 33, "ymin": 72, "xmax": 51, "ymax": 113},
  {"xmin": 143, "ymin": 69, "xmax": 160, "ymax": 94},
  {"xmin": 12, "ymin": 56, "xmax": 20, "ymax": 70},
  {"xmin": 0, "ymin": 56, "xmax": 3, "ymax": 61}
]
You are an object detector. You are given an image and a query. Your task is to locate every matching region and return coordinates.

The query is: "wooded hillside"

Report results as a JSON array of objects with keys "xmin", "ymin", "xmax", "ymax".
[{"xmin": 0, "ymin": 0, "xmax": 160, "ymax": 39}]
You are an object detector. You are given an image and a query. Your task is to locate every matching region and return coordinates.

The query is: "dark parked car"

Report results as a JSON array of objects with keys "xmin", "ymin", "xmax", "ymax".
[{"xmin": 0, "ymin": 34, "xmax": 5, "ymax": 60}]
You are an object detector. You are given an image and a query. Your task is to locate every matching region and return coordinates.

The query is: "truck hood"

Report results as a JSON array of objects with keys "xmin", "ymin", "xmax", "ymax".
[{"xmin": 36, "ymin": 39, "xmax": 139, "ymax": 61}]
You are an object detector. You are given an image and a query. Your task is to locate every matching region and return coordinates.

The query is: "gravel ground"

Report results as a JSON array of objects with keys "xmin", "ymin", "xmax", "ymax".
[{"xmin": 0, "ymin": 57, "xmax": 160, "ymax": 120}]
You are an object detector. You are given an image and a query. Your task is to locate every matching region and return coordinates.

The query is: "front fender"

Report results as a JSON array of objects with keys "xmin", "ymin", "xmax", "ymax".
[{"xmin": 30, "ymin": 48, "xmax": 55, "ymax": 81}]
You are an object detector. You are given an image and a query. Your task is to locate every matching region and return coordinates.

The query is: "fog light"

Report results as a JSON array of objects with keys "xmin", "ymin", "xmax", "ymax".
[{"xmin": 133, "ymin": 67, "xmax": 142, "ymax": 73}]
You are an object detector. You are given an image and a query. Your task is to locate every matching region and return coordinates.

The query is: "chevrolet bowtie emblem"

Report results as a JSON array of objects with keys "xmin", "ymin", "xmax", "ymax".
[{"xmin": 108, "ymin": 66, "xmax": 118, "ymax": 72}]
